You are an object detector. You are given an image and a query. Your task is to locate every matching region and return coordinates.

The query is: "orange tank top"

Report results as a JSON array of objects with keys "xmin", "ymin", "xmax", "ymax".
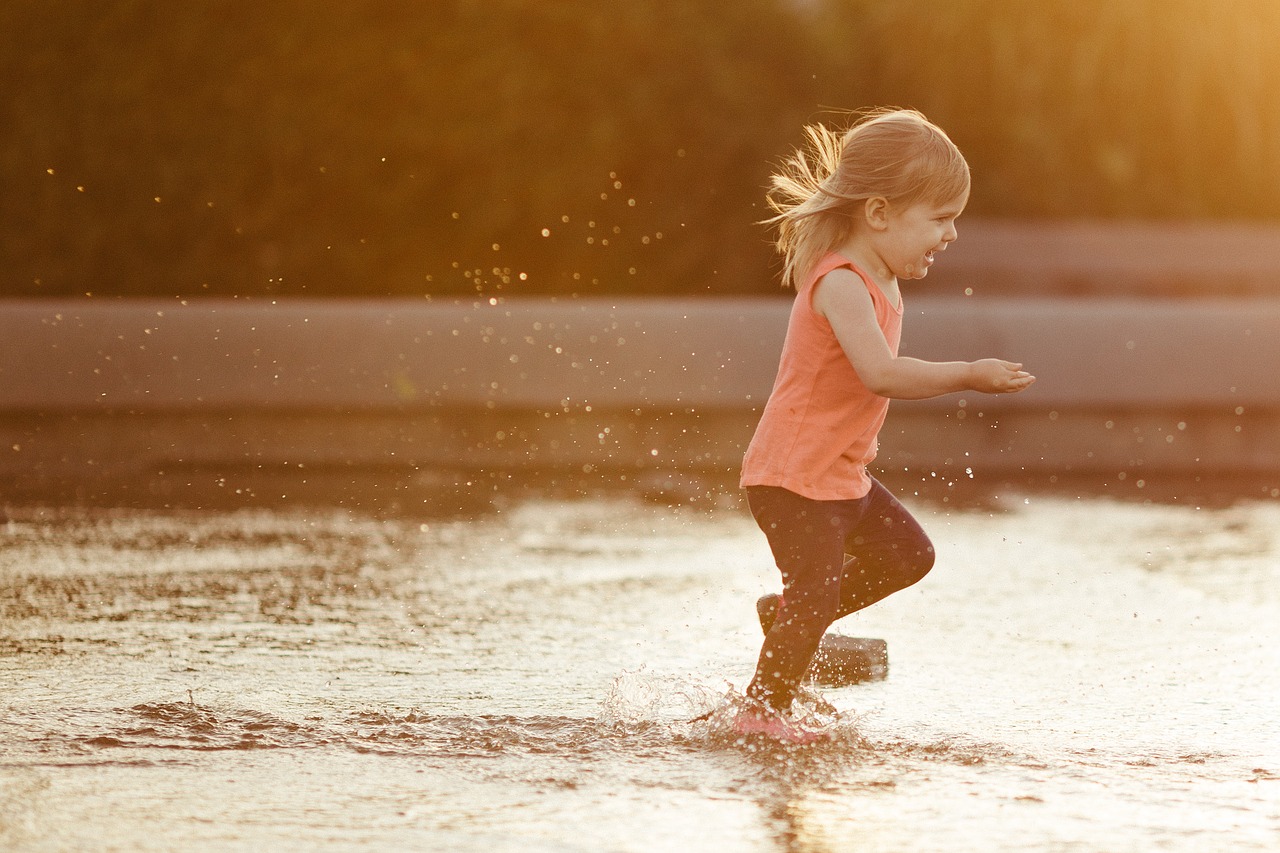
[{"xmin": 740, "ymin": 253, "xmax": 903, "ymax": 500}]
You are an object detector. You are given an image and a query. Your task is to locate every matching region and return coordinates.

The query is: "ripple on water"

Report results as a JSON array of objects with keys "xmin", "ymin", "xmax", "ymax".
[{"xmin": 5, "ymin": 668, "xmax": 1032, "ymax": 777}]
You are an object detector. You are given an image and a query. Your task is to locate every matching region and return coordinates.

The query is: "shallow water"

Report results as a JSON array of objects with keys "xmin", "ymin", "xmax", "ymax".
[{"xmin": 1, "ymin": 492, "xmax": 1277, "ymax": 851}]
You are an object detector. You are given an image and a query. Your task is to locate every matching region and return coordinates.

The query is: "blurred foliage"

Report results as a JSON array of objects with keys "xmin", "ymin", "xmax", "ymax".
[{"xmin": 3, "ymin": 0, "xmax": 1280, "ymax": 298}]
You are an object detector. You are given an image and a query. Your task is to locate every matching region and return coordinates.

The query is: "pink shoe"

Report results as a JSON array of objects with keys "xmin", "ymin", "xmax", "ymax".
[{"xmin": 732, "ymin": 704, "xmax": 828, "ymax": 745}]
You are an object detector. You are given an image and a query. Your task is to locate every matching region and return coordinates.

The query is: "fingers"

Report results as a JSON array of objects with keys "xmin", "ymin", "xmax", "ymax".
[
  {"xmin": 976, "ymin": 359, "xmax": 1034, "ymax": 394},
  {"xmin": 1004, "ymin": 371, "xmax": 1035, "ymax": 392},
  {"xmin": 999, "ymin": 363, "xmax": 1035, "ymax": 392}
]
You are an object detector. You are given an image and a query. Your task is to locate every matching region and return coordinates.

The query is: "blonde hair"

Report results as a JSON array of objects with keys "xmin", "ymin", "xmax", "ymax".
[{"xmin": 765, "ymin": 108, "xmax": 970, "ymax": 289}]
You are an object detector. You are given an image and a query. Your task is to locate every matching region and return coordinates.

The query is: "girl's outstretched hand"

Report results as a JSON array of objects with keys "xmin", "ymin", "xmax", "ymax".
[{"xmin": 970, "ymin": 359, "xmax": 1036, "ymax": 394}]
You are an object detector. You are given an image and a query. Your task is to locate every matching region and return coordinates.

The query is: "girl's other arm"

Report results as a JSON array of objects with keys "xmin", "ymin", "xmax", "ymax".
[{"xmin": 814, "ymin": 269, "xmax": 1036, "ymax": 400}]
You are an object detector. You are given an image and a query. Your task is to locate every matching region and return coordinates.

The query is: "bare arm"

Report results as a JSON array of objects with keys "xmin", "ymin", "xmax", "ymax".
[{"xmin": 813, "ymin": 268, "xmax": 1036, "ymax": 400}]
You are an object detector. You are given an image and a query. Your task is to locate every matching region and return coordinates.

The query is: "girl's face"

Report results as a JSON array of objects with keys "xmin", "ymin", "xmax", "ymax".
[{"xmin": 878, "ymin": 190, "xmax": 968, "ymax": 281}]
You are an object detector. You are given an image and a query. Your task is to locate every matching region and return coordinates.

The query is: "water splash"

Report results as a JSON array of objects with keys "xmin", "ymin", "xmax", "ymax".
[
  {"xmin": 597, "ymin": 666, "xmax": 725, "ymax": 727},
  {"xmin": 597, "ymin": 666, "xmax": 867, "ymax": 755}
]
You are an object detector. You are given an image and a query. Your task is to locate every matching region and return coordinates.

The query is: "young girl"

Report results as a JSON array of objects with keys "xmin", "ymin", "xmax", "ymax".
[{"xmin": 735, "ymin": 108, "xmax": 1035, "ymax": 742}]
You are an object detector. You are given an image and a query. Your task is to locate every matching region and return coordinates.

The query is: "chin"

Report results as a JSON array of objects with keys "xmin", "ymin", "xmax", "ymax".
[{"xmin": 899, "ymin": 261, "xmax": 931, "ymax": 280}]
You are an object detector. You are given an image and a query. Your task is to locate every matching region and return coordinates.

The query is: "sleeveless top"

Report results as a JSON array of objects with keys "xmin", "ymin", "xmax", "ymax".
[{"xmin": 740, "ymin": 253, "xmax": 903, "ymax": 500}]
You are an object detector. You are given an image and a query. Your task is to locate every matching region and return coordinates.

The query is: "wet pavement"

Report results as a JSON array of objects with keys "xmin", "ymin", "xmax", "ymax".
[{"xmin": 1, "ymin": 491, "xmax": 1278, "ymax": 851}]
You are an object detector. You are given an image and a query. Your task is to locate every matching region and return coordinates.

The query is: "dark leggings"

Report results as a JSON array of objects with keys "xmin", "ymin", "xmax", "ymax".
[{"xmin": 745, "ymin": 481, "xmax": 935, "ymax": 711}]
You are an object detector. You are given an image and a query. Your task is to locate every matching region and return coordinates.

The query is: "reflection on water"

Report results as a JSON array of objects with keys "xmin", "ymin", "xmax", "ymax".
[{"xmin": 1, "ymin": 494, "xmax": 1278, "ymax": 851}]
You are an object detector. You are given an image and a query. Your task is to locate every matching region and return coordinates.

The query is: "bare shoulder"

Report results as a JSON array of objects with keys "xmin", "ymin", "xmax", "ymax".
[{"xmin": 812, "ymin": 266, "xmax": 873, "ymax": 320}]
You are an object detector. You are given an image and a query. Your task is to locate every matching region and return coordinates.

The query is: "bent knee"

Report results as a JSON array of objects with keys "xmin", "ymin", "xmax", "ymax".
[{"xmin": 904, "ymin": 543, "xmax": 935, "ymax": 586}]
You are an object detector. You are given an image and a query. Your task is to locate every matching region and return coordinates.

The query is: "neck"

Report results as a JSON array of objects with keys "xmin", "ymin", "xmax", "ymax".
[{"xmin": 833, "ymin": 234, "xmax": 895, "ymax": 291}]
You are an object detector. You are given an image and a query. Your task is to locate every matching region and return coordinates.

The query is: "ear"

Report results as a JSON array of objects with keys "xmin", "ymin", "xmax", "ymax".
[{"xmin": 862, "ymin": 196, "xmax": 891, "ymax": 231}]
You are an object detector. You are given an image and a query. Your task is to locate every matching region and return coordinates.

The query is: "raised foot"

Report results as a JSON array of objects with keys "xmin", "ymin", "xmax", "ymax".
[
  {"xmin": 754, "ymin": 593, "xmax": 889, "ymax": 686},
  {"xmin": 755, "ymin": 592, "xmax": 781, "ymax": 634}
]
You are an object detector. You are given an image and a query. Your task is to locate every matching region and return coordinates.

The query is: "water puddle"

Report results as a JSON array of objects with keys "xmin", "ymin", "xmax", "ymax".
[{"xmin": 2, "ymin": 495, "xmax": 1278, "ymax": 851}]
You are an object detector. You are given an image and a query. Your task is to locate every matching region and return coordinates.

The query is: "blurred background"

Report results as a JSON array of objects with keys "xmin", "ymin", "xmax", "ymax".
[
  {"xmin": 5, "ymin": 0, "xmax": 1280, "ymax": 507},
  {"xmin": 5, "ymin": 0, "xmax": 1280, "ymax": 300}
]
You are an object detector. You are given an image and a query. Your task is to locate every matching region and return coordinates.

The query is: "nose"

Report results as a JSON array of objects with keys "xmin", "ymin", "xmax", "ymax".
[{"xmin": 943, "ymin": 220, "xmax": 958, "ymax": 243}]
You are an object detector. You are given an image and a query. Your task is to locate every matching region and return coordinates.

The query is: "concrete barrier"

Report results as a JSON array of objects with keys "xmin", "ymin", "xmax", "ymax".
[
  {"xmin": 3, "ymin": 295, "xmax": 1279, "ymax": 506},
  {"xmin": 926, "ymin": 219, "xmax": 1280, "ymax": 297}
]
